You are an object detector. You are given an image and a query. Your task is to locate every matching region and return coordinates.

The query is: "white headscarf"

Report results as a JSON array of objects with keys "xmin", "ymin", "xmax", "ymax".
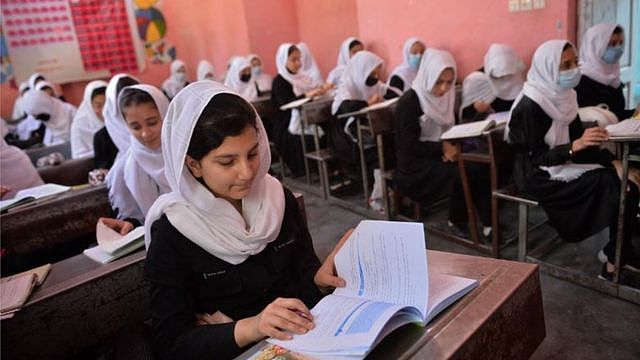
[
  {"xmin": 327, "ymin": 36, "xmax": 359, "ymax": 85},
  {"xmin": 411, "ymin": 48, "xmax": 457, "ymax": 142},
  {"xmin": 106, "ymin": 84, "xmax": 170, "ymax": 221},
  {"xmin": 21, "ymin": 89, "xmax": 75, "ymax": 145},
  {"xmin": 506, "ymin": 40, "xmax": 578, "ymax": 148},
  {"xmin": 484, "ymin": 43, "xmax": 525, "ymax": 100},
  {"xmin": 144, "ymin": 81, "xmax": 285, "ymax": 265},
  {"xmin": 161, "ymin": 59, "xmax": 188, "ymax": 99},
  {"xmin": 28, "ymin": 72, "xmax": 45, "ymax": 90},
  {"xmin": 35, "ymin": 81, "xmax": 60, "ymax": 97},
  {"xmin": 224, "ymin": 57, "xmax": 258, "ymax": 101},
  {"xmin": 297, "ymin": 43, "xmax": 324, "ymax": 86},
  {"xmin": 459, "ymin": 71, "xmax": 497, "ymax": 119},
  {"xmin": 0, "ymin": 139, "xmax": 44, "ymax": 199},
  {"xmin": 11, "ymin": 81, "xmax": 30, "ymax": 120},
  {"xmin": 276, "ymin": 43, "xmax": 324, "ymax": 135},
  {"xmin": 70, "ymin": 80, "xmax": 108, "ymax": 158},
  {"xmin": 247, "ymin": 54, "xmax": 273, "ymax": 92},
  {"xmin": 580, "ymin": 23, "xmax": 621, "ymax": 88},
  {"xmin": 331, "ymin": 50, "xmax": 385, "ymax": 115},
  {"xmin": 197, "ymin": 60, "xmax": 216, "ymax": 81},
  {"xmin": 103, "ymin": 73, "xmax": 140, "ymax": 154},
  {"xmin": 388, "ymin": 37, "xmax": 424, "ymax": 92}
]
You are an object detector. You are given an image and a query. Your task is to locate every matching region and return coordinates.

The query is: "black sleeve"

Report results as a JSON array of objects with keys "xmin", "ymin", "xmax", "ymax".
[
  {"xmin": 335, "ymin": 100, "xmax": 369, "ymax": 115},
  {"xmin": 145, "ymin": 217, "xmax": 242, "ymax": 360},
  {"xmin": 394, "ymin": 91, "xmax": 443, "ymax": 164},
  {"xmin": 461, "ymin": 104, "xmax": 479, "ymax": 123},
  {"xmin": 384, "ymin": 75, "xmax": 404, "ymax": 99},
  {"xmin": 4, "ymin": 123, "xmax": 45, "ymax": 149},
  {"xmin": 568, "ymin": 117, "xmax": 615, "ymax": 167},
  {"xmin": 271, "ymin": 75, "xmax": 305, "ymax": 108},
  {"xmin": 93, "ymin": 128, "xmax": 118, "ymax": 169}
]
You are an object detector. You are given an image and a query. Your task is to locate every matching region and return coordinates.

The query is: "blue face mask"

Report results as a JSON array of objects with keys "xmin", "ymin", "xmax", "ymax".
[
  {"xmin": 408, "ymin": 54, "xmax": 421, "ymax": 70},
  {"xmin": 557, "ymin": 68, "xmax": 582, "ymax": 89},
  {"xmin": 252, "ymin": 66, "xmax": 263, "ymax": 77},
  {"xmin": 601, "ymin": 45, "xmax": 624, "ymax": 64}
]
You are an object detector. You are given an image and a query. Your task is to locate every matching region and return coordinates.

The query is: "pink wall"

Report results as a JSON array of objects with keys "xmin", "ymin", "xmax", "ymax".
[
  {"xmin": 355, "ymin": 0, "xmax": 577, "ymax": 80},
  {"xmin": 295, "ymin": 0, "xmax": 360, "ymax": 77}
]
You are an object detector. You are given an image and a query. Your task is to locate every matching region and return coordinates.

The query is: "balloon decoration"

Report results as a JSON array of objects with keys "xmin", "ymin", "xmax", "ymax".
[{"xmin": 133, "ymin": 0, "xmax": 176, "ymax": 64}]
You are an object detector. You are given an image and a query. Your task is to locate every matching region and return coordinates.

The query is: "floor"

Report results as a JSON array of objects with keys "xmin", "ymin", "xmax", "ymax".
[{"xmin": 290, "ymin": 181, "xmax": 640, "ymax": 360}]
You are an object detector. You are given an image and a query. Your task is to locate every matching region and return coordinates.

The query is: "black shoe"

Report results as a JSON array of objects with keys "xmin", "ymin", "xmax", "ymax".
[{"xmin": 447, "ymin": 221, "xmax": 470, "ymax": 239}]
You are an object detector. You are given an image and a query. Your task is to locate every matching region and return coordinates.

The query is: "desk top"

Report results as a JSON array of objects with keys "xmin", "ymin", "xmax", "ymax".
[{"xmin": 238, "ymin": 250, "xmax": 545, "ymax": 359}]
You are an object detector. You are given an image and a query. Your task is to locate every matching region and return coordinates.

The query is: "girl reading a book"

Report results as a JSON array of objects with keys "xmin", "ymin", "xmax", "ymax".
[
  {"xmin": 144, "ymin": 81, "xmax": 347, "ymax": 359},
  {"xmin": 507, "ymin": 40, "xmax": 640, "ymax": 279},
  {"xmin": 99, "ymin": 84, "xmax": 170, "ymax": 235},
  {"xmin": 394, "ymin": 49, "xmax": 492, "ymax": 238}
]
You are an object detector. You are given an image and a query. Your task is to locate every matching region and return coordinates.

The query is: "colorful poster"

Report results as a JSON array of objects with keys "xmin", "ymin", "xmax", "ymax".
[{"xmin": 133, "ymin": 0, "xmax": 175, "ymax": 64}]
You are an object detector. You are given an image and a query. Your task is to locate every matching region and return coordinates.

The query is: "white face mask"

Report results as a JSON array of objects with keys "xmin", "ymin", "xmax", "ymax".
[{"xmin": 174, "ymin": 72, "xmax": 186, "ymax": 82}]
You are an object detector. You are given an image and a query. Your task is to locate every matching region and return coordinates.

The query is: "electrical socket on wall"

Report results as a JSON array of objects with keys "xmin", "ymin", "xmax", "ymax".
[
  {"xmin": 533, "ymin": 0, "xmax": 546, "ymax": 9},
  {"xmin": 509, "ymin": 0, "xmax": 520, "ymax": 12},
  {"xmin": 520, "ymin": 0, "xmax": 533, "ymax": 11}
]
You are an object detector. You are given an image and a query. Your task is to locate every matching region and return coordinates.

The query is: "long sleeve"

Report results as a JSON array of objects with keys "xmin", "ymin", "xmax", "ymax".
[
  {"xmin": 395, "ymin": 90, "xmax": 442, "ymax": 169},
  {"xmin": 576, "ymin": 75, "xmax": 635, "ymax": 121},
  {"xmin": 93, "ymin": 127, "xmax": 118, "ymax": 169},
  {"xmin": 384, "ymin": 75, "xmax": 404, "ymax": 99},
  {"xmin": 270, "ymin": 75, "xmax": 305, "ymax": 108}
]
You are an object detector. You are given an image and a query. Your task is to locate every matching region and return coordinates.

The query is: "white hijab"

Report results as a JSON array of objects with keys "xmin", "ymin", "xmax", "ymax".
[
  {"xmin": 224, "ymin": 57, "xmax": 258, "ymax": 101},
  {"xmin": 389, "ymin": 37, "xmax": 424, "ymax": 92},
  {"xmin": 411, "ymin": 48, "xmax": 457, "ymax": 142},
  {"xmin": 106, "ymin": 84, "xmax": 170, "ymax": 221},
  {"xmin": 28, "ymin": 72, "xmax": 45, "ymax": 90},
  {"xmin": 459, "ymin": 71, "xmax": 497, "ymax": 119},
  {"xmin": 144, "ymin": 81, "xmax": 285, "ymax": 265},
  {"xmin": 161, "ymin": 59, "xmax": 188, "ymax": 99},
  {"xmin": 331, "ymin": 50, "xmax": 385, "ymax": 115},
  {"xmin": 197, "ymin": 60, "xmax": 216, "ymax": 81},
  {"xmin": 35, "ymin": 81, "xmax": 60, "ymax": 97},
  {"xmin": 484, "ymin": 44, "xmax": 525, "ymax": 100},
  {"xmin": 580, "ymin": 23, "xmax": 621, "ymax": 88},
  {"xmin": 506, "ymin": 40, "xmax": 578, "ymax": 148},
  {"xmin": 70, "ymin": 80, "xmax": 108, "ymax": 158},
  {"xmin": 104, "ymin": 74, "xmax": 140, "ymax": 154},
  {"xmin": 0, "ymin": 139, "xmax": 44, "ymax": 199},
  {"xmin": 327, "ymin": 36, "xmax": 359, "ymax": 85},
  {"xmin": 11, "ymin": 81, "xmax": 30, "ymax": 120},
  {"xmin": 297, "ymin": 43, "xmax": 324, "ymax": 86},
  {"xmin": 247, "ymin": 54, "xmax": 273, "ymax": 92},
  {"xmin": 21, "ymin": 89, "xmax": 74, "ymax": 145}
]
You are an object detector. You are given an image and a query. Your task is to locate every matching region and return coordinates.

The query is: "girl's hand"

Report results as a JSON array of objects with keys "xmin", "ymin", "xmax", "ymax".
[
  {"xmin": 99, "ymin": 217, "xmax": 134, "ymax": 235},
  {"xmin": 314, "ymin": 229, "xmax": 352, "ymax": 289}
]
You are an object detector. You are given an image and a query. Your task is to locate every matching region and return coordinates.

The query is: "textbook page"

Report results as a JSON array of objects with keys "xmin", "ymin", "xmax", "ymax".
[
  {"xmin": 426, "ymin": 272, "xmax": 478, "ymax": 322},
  {"xmin": 440, "ymin": 119, "xmax": 494, "ymax": 140},
  {"xmin": 280, "ymin": 97, "xmax": 312, "ymax": 110},
  {"xmin": 606, "ymin": 118, "xmax": 640, "ymax": 138},
  {"xmin": 96, "ymin": 222, "xmax": 145, "ymax": 254},
  {"xmin": 1, "ymin": 263, "xmax": 51, "ymax": 286},
  {"xmin": 365, "ymin": 97, "xmax": 399, "ymax": 112},
  {"xmin": 0, "ymin": 273, "xmax": 36, "ymax": 314},
  {"xmin": 333, "ymin": 220, "xmax": 428, "ymax": 317},
  {"xmin": 486, "ymin": 111, "xmax": 510, "ymax": 126},
  {"xmin": 14, "ymin": 183, "xmax": 71, "ymax": 200}
]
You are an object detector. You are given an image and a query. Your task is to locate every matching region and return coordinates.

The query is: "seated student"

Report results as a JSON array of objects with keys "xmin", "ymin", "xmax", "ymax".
[
  {"xmin": 507, "ymin": 40, "xmax": 640, "ymax": 279},
  {"xmin": 101, "ymin": 84, "xmax": 170, "ymax": 234},
  {"xmin": 394, "ymin": 49, "xmax": 492, "ymax": 237},
  {"xmin": 0, "ymin": 139, "xmax": 44, "ymax": 199},
  {"xmin": 576, "ymin": 23, "xmax": 636, "ymax": 120},
  {"xmin": 297, "ymin": 43, "xmax": 326, "ymax": 88},
  {"xmin": 224, "ymin": 57, "xmax": 258, "ymax": 102},
  {"xmin": 271, "ymin": 43, "xmax": 330, "ymax": 177},
  {"xmin": 460, "ymin": 44, "xmax": 524, "ymax": 122},
  {"xmin": 327, "ymin": 37, "xmax": 364, "ymax": 86},
  {"xmin": 27, "ymin": 73, "xmax": 46, "ymax": 92},
  {"xmin": 385, "ymin": 37, "xmax": 426, "ymax": 99},
  {"xmin": 6, "ymin": 112, "xmax": 45, "ymax": 149},
  {"xmin": 20, "ymin": 89, "xmax": 75, "ymax": 146},
  {"xmin": 35, "ymin": 80, "xmax": 78, "ymax": 119},
  {"xmin": 197, "ymin": 60, "xmax": 216, "ymax": 81},
  {"xmin": 458, "ymin": 71, "xmax": 497, "ymax": 123},
  {"xmin": 97, "ymin": 74, "xmax": 139, "ymax": 170},
  {"xmin": 248, "ymin": 54, "xmax": 273, "ymax": 94},
  {"xmin": 11, "ymin": 81, "xmax": 30, "ymax": 121},
  {"xmin": 70, "ymin": 80, "xmax": 108, "ymax": 159},
  {"xmin": 162, "ymin": 59, "xmax": 189, "ymax": 100},
  {"xmin": 144, "ymin": 81, "xmax": 346, "ymax": 359},
  {"xmin": 330, "ymin": 50, "xmax": 385, "ymax": 181}
]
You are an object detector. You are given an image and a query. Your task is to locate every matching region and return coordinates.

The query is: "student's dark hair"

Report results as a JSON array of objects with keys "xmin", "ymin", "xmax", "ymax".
[
  {"xmin": 349, "ymin": 39, "xmax": 363, "ymax": 50},
  {"xmin": 34, "ymin": 75, "xmax": 45, "ymax": 84},
  {"xmin": 91, "ymin": 86, "xmax": 106, "ymax": 100},
  {"xmin": 116, "ymin": 76, "xmax": 139, "ymax": 96},
  {"xmin": 186, "ymin": 93, "xmax": 257, "ymax": 161},
  {"xmin": 287, "ymin": 45, "xmax": 299, "ymax": 56},
  {"xmin": 562, "ymin": 42, "xmax": 574, "ymax": 51},
  {"xmin": 119, "ymin": 88, "xmax": 157, "ymax": 115},
  {"xmin": 613, "ymin": 26, "xmax": 623, "ymax": 34}
]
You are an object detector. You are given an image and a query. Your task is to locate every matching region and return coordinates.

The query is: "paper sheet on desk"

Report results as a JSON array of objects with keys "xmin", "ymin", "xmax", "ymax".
[{"xmin": 606, "ymin": 118, "xmax": 640, "ymax": 138}]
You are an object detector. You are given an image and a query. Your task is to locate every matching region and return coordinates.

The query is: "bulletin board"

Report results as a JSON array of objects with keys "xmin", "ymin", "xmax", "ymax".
[{"xmin": 1, "ymin": 0, "xmax": 146, "ymax": 84}]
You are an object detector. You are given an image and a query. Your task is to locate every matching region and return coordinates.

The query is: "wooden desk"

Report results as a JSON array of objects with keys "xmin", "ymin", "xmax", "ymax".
[
  {"xmin": 37, "ymin": 156, "xmax": 94, "ymax": 186},
  {"xmin": 25, "ymin": 141, "xmax": 71, "ymax": 165},
  {"xmin": 1, "ymin": 250, "xmax": 149, "ymax": 359},
  {"xmin": 1, "ymin": 185, "xmax": 110, "ymax": 256},
  {"xmin": 237, "ymin": 250, "xmax": 545, "ymax": 359}
]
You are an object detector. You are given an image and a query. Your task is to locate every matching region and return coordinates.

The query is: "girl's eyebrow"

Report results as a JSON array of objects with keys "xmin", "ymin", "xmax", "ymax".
[{"xmin": 214, "ymin": 142, "xmax": 259, "ymax": 159}]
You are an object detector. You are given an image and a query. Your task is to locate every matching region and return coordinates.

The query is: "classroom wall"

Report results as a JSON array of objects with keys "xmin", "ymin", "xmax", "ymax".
[{"xmin": 1, "ymin": 0, "xmax": 577, "ymax": 119}]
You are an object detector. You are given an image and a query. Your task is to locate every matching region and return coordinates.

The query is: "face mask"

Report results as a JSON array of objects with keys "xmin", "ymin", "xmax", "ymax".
[
  {"xmin": 252, "ymin": 66, "xmax": 263, "ymax": 77},
  {"xmin": 205, "ymin": 74, "xmax": 215, "ymax": 81},
  {"xmin": 35, "ymin": 113, "xmax": 51, "ymax": 122},
  {"xmin": 365, "ymin": 76, "xmax": 378, "ymax": 87},
  {"xmin": 408, "ymin": 54, "xmax": 421, "ymax": 70},
  {"xmin": 557, "ymin": 68, "xmax": 582, "ymax": 89},
  {"xmin": 601, "ymin": 45, "xmax": 624, "ymax": 64},
  {"xmin": 240, "ymin": 73, "xmax": 251, "ymax": 83},
  {"xmin": 174, "ymin": 72, "xmax": 186, "ymax": 82}
]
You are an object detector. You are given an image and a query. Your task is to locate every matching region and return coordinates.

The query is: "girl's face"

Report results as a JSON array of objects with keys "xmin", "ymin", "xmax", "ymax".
[
  {"xmin": 122, "ymin": 102, "xmax": 162, "ymax": 150},
  {"xmin": 92, "ymin": 94, "xmax": 106, "ymax": 121},
  {"xmin": 349, "ymin": 43, "xmax": 363, "ymax": 58},
  {"xmin": 186, "ymin": 125, "xmax": 260, "ymax": 204},
  {"xmin": 251, "ymin": 57, "xmax": 262, "ymax": 67},
  {"xmin": 410, "ymin": 41, "xmax": 426, "ymax": 55},
  {"xmin": 559, "ymin": 46, "xmax": 579, "ymax": 71},
  {"xmin": 608, "ymin": 31, "xmax": 624, "ymax": 47},
  {"xmin": 42, "ymin": 86, "xmax": 55, "ymax": 97},
  {"xmin": 431, "ymin": 68, "xmax": 455, "ymax": 97},
  {"xmin": 286, "ymin": 49, "xmax": 302, "ymax": 74}
]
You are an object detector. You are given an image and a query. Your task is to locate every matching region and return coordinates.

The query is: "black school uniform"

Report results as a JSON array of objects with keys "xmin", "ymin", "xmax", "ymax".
[
  {"xmin": 92, "ymin": 127, "xmax": 118, "ymax": 169},
  {"xmin": 508, "ymin": 95, "xmax": 638, "ymax": 259},
  {"xmin": 575, "ymin": 75, "xmax": 635, "ymax": 121},
  {"xmin": 145, "ymin": 188, "xmax": 322, "ymax": 359}
]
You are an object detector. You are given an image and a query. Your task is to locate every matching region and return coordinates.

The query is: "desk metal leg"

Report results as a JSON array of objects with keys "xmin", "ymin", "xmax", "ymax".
[
  {"xmin": 458, "ymin": 152, "xmax": 481, "ymax": 246},
  {"xmin": 518, "ymin": 203, "xmax": 529, "ymax": 262},
  {"xmin": 614, "ymin": 143, "xmax": 629, "ymax": 284},
  {"xmin": 357, "ymin": 120, "xmax": 369, "ymax": 208}
]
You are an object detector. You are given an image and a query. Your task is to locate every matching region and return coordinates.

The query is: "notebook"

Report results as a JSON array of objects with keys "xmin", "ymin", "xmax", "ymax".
[
  {"xmin": 0, "ymin": 183, "xmax": 71, "ymax": 212},
  {"xmin": 83, "ymin": 221, "xmax": 145, "ymax": 264},
  {"xmin": 267, "ymin": 220, "xmax": 478, "ymax": 358}
]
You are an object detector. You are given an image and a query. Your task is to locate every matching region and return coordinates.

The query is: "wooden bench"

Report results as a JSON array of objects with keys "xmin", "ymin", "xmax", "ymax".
[
  {"xmin": 301, "ymin": 98, "xmax": 334, "ymax": 199},
  {"xmin": 37, "ymin": 156, "xmax": 94, "ymax": 186},
  {"xmin": 25, "ymin": 142, "xmax": 72, "ymax": 165}
]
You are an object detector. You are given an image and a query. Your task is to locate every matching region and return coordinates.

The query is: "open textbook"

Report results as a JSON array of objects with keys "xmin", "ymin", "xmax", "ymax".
[
  {"xmin": 0, "ymin": 183, "xmax": 71, "ymax": 212},
  {"xmin": 440, "ymin": 111, "xmax": 509, "ymax": 140},
  {"xmin": 268, "ymin": 220, "xmax": 478, "ymax": 358},
  {"xmin": 83, "ymin": 220, "xmax": 145, "ymax": 264},
  {"xmin": 0, "ymin": 263, "xmax": 51, "ymax": 319},
  {"xmin": 336, "ymin": 97, "xmax": 399, "ymax": 119}
]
